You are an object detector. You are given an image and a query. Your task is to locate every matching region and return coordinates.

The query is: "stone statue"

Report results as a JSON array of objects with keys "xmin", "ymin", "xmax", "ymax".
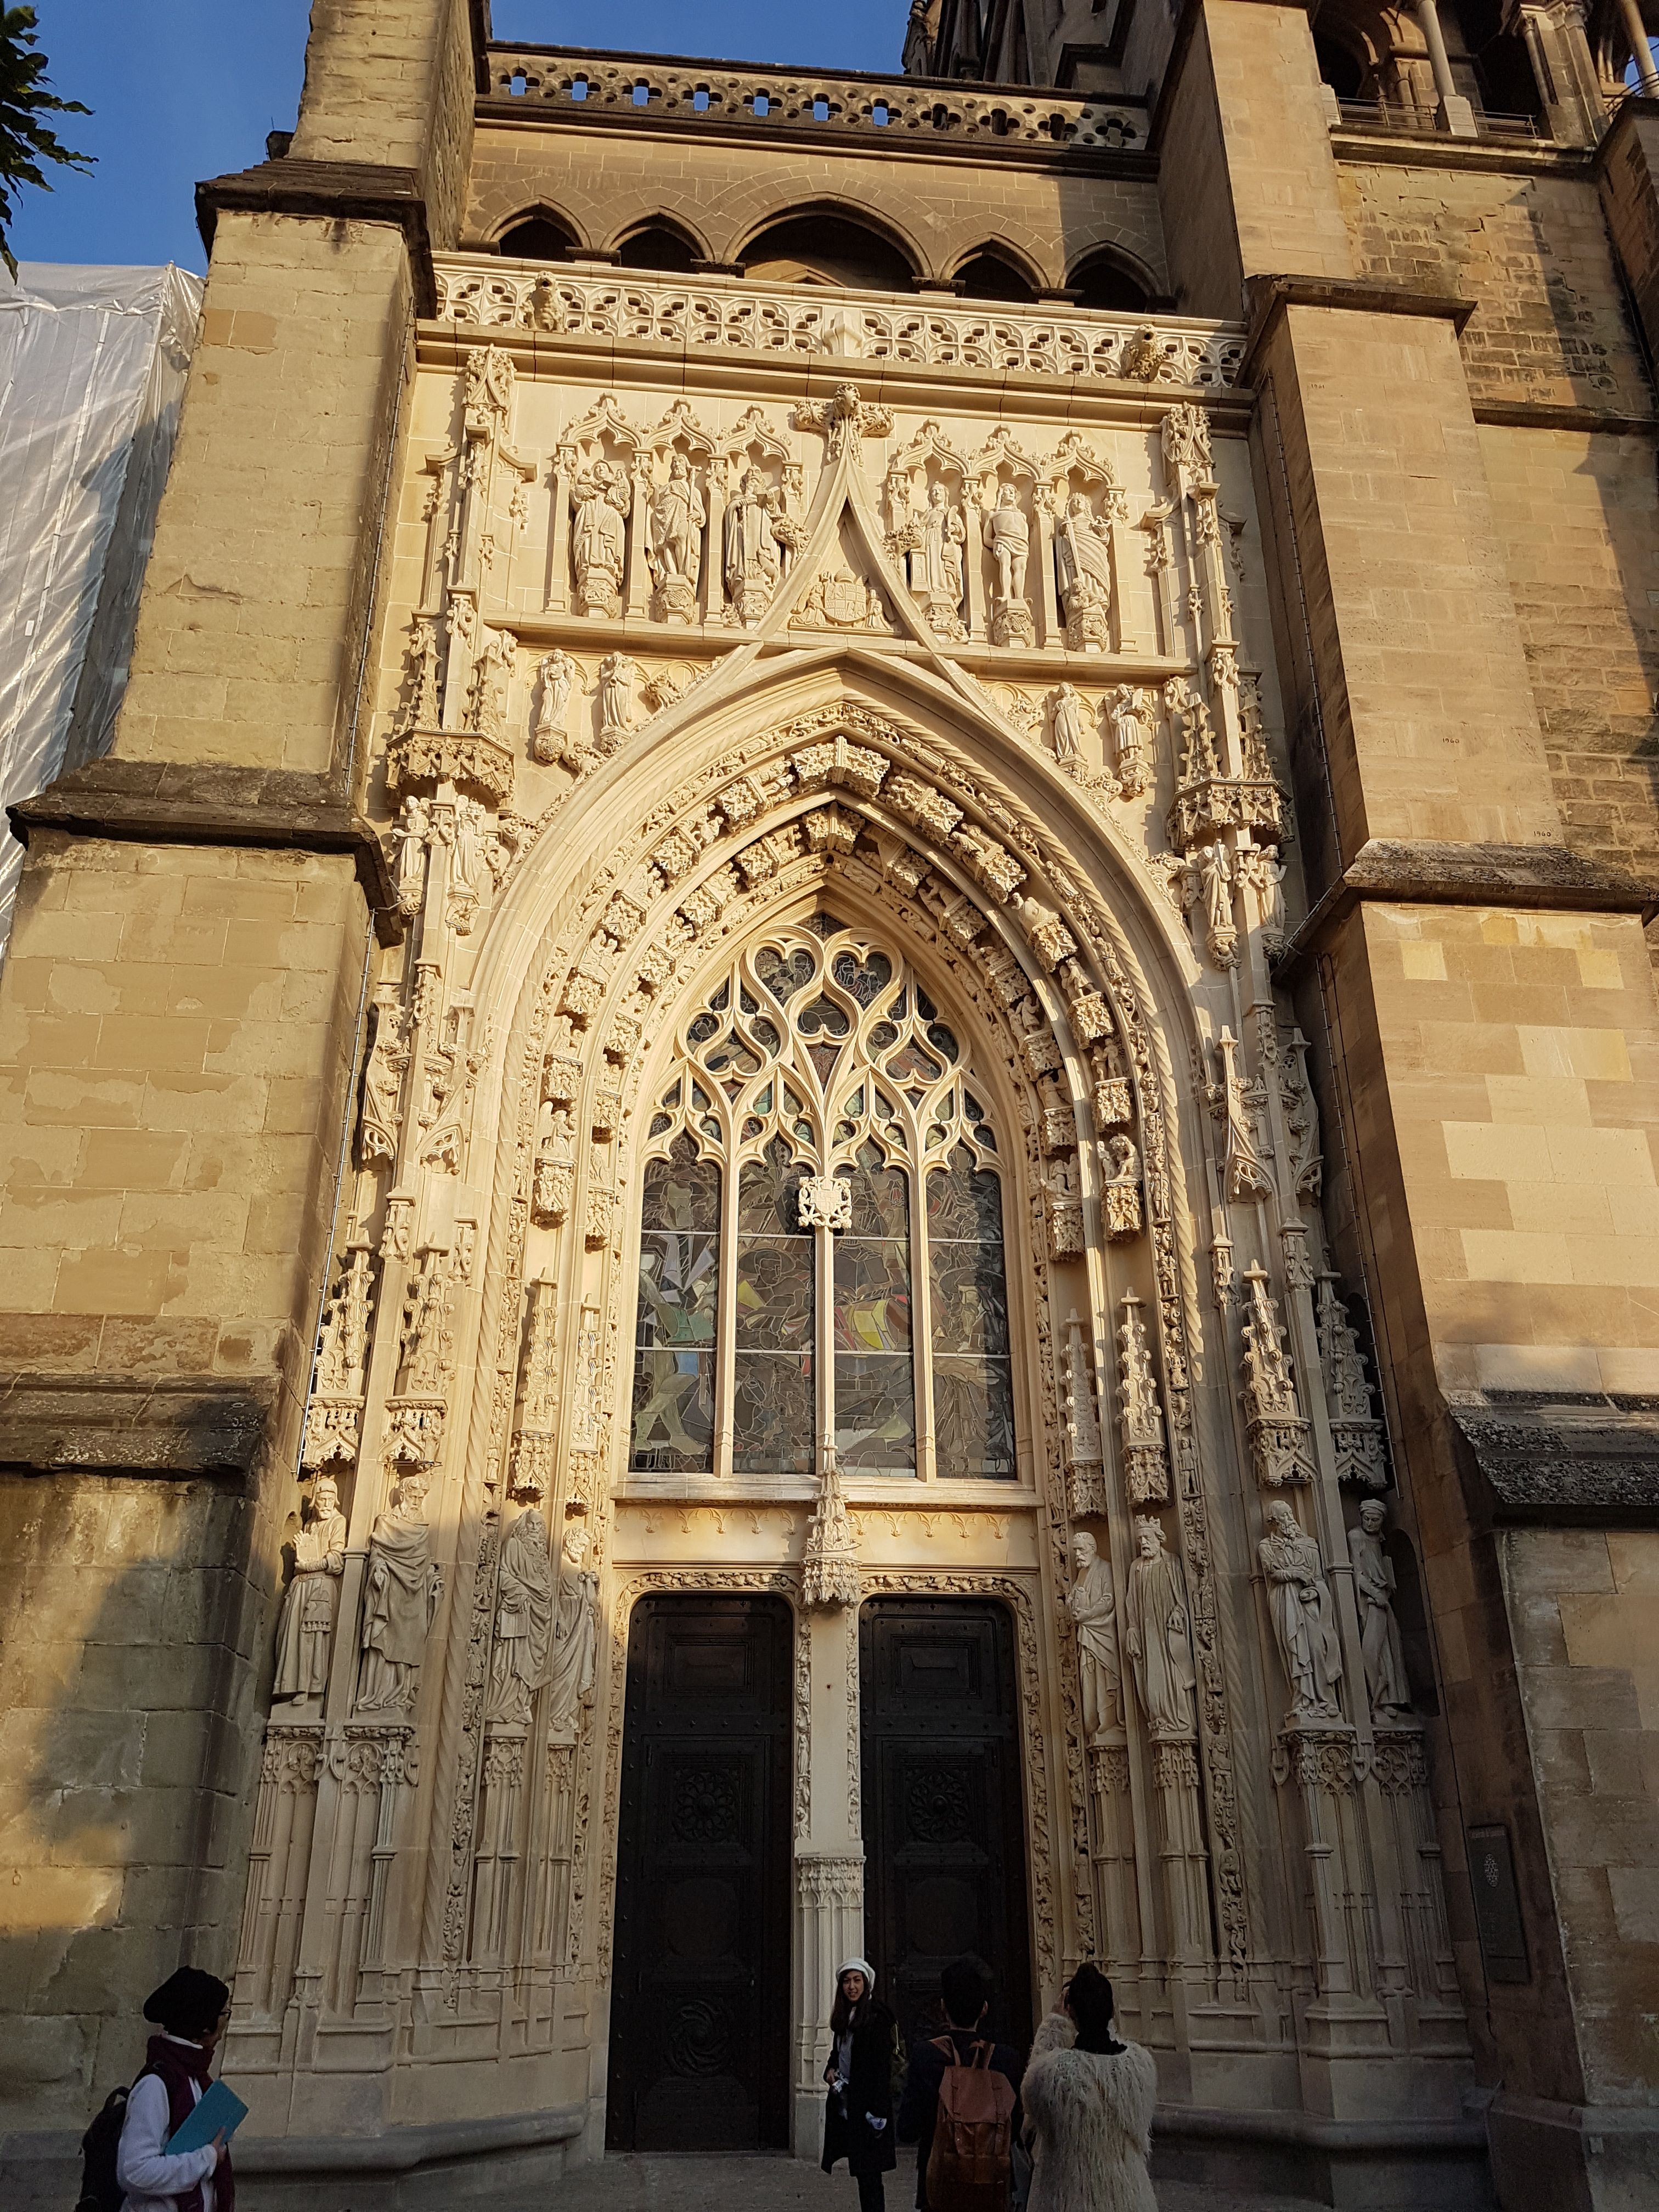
[
  {"xmin": 272, "ymin": 1475, "xmax": 347, "ymax": 1701},
  {"xmin": 357, "ymin": 1473, "xmax": 443, "ymax": 1714},
  {"xmin": 531, "ymin": 649, "xmax": 576, "ymax": 764},
  {"xmin": 393, "ymin": 795, "xmax": 429, "ymax": 918},
  {"xmin": 1349, "ymin": 1499, "xmax": 1410, "ymax": 1718},
  {"xmin": 597, "ymin": 653, "xmax": 637, "ymax": 744},
  {"xmin": 983, "ymin": 483, "xmax": 1029, "ymax": 602},
  {"xmin": 571, "ymin": 461, "xmax": 629, "ymax": 613},
  {"xmin": 1054, "ymin": 492, "xmax": 1111, "ymax": 625},
  {"xmin": 647, "ymin": 453, "xmax": 705, "ymax": 588},
  {"xmin": 1123, "ymin": 1515, "xmax": 1197, "ymax": 1739},
  {"xmin": 723, "ymin": 464, "xmax": 781, "ymax": 620},
  {"xmin": 1049, "ymin": 684, "xmax": 1085, "ymax": 768},
  {"xmin": 1259, "ymin": 1498, "xmax": 1344, "ymax": 1722},
  {"xmin": 545, "ymin": 1520, "xmax": 601, "ymax": 1739},
  {"xmin": 918, "ymin": 481, "xmax": 966, "ymax": 608},
  {"xmin": 487, "ymin": 1505, "xmax": 556, "ymax": 1725},
  {"xmin": 1105, "ymin": 686, "xmax": 1151, "ymax": 798},
  {"xmin": 1062, "ymin": 1530, "xmax": 1122, "ymax": 1739}
]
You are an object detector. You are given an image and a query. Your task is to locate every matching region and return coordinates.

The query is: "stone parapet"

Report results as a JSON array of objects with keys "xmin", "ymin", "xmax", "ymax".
[
  {"xmin": 482, "ymin": 43, "xmax": 1148, "ymax": 161},
  {"xmin": 429, "ymin": 253, "xmax": 1246, "ymax": 391}
]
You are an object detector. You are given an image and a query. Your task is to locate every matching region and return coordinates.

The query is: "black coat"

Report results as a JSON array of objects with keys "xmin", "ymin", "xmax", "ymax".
[{"xmin": 821, "ymin": 2000, "xmax": 899, "ymax": 2179}]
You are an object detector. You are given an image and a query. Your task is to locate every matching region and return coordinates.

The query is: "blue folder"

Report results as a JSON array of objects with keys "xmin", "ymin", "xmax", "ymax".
[{"xmin": 163, "ymin": 2079, "xmax": 249, "ymax": 2157}]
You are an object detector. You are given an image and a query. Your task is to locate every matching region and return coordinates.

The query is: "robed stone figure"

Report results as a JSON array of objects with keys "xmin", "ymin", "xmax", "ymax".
[
  {"xmin": 545, "ymin": 1521, "xmax": 601, "ymax": 1741},
  {"xmin": 1348, "ymin": 1498, "xmax": 1410, "ymax": 1718},
  {"xmin": 1123, "ymin": 1515, "xmax": 1197, "ymax": 1738},
  {"xmin": 358, "ymin": 1474, "xmax": 443, "ymax": 1714},
  {"xmin": 487, "ymin": 1506, "xmax": 556, "ymax": 1726},
  {"xmin": 1062, "ymin": 1529, "xmax": 1122, "ymax": 1738},
  {"xmin": 1054, "ymin": 493, "xmax": 1111, "ymax": 619},
  {"xmin": 1259, "ymin": 1498, "xmax": 1343, "ymax": 1722},
  {"xmin": 273, "ymin": 1474, "xmax": 347, "ymax": 1701}
]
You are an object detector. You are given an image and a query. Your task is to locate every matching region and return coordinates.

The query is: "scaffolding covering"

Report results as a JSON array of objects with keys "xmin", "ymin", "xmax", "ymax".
[{"xmin": 0, "ymin": 261, "xmax": 204, "ymax": 952}]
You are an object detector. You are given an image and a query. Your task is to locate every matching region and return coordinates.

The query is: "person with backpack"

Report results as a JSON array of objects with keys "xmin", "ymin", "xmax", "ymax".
[
  {"xmin": 85, "ymin": 1966, "xmax": 233, "ymax": 2212},
  {"xmin": 896, "ymin": 1953, "xmax": 1023, "ymax": 2211},
  {"xmin": 820, "ymin": 1956, "xmax": 900, "ymax": 2212},
  {"xmin": 1019, "ymin": 1961, "xmax": 1156, "ymax": 2212}
]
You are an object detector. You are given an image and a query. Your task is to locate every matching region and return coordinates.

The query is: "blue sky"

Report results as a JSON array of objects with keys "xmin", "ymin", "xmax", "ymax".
[{"xmin": 12, "ymin": 1, "xmax": 905, "ymax": 273}]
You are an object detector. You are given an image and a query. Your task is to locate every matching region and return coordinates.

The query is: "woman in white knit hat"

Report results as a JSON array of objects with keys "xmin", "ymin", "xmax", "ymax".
[{"xmin": 820, "ymin": 1956, "xmax": 899, "ymax": 2212}]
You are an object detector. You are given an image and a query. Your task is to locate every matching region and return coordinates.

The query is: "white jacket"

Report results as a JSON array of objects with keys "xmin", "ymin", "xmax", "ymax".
[
  {"xmin": 1021, "ymin": 2010, "xmax": 1157, "ymax": 2212},
  {"xmin": 116, "ymin": 2050, "xmax": 218, "ymax": 2212}
]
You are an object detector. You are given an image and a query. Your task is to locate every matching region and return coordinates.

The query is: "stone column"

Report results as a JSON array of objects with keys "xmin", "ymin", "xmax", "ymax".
[
  {"xmin": 1617, "ymin": 0, "xmax": 1659, "ymax": 92},
  {"xmin": 1149, "ymin": 1736, "xmax": 1211, "ymax": 1972},
  {"xmin": 1414, "ymin": 0, "xmax": 1479, "ymax": 134},
  {"xmin": 793, "ymin": 1601, "xmax": 865, "ymax": 2157},
  {"xmin": 1086, "ymin": 1734, "xmax": 1142, "ymax": 1973}
]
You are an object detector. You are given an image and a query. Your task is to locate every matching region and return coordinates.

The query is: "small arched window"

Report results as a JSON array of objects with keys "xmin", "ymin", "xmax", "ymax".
[
  {"xmin": 1068, "ymin": 250, "xmax": 1152, "ymax": 314},
  {"xmin": 616, "ymin": 223, "xmax": 700, "ymax": 274},
  {"xmin": 1313, "ymin": 32, "xmax": 1364, "ymax": 101},
  {"xmin": 629, "ymin": 915, "xmax": 1015, "ymax": 1482},
  {"xmin": 498, "ymin": 212, "xmax": 578, "ymax": 262},
  {"xmin": 955, "ymin": 249, "xmax": 1039, "ymax": 304},
  {"xmin": 739, "ymin": 213, "xmax": 916, "ymax": 291}
]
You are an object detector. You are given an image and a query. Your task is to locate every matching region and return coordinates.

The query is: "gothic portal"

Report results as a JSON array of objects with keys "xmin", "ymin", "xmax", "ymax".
[{"xmin": 3, "ymin": 6, "xmax": 1659, "ymax": 2211}]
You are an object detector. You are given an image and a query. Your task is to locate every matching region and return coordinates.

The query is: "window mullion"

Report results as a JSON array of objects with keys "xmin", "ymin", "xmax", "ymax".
[
  {"xmin": 716, "ymin": 1135, "xmax": 738, "ymax": 1478},
  {"xmin": 815, "ymin": 1219, "xmax": 836, "ymax": 1476},
  {"xmin": 911, "ymin": 1156, "xmax": 936, "ymax": 1482}
]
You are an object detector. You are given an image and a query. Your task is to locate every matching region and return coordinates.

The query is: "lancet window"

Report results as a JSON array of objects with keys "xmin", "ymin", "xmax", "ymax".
[{"xmin": 630, "ymin": 913, "xmax": 1015, "ymax": 1482}]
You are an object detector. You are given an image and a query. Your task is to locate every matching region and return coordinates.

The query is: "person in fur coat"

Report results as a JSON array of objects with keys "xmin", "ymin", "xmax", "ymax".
[
  {"xmin": 1020, "ymin": 1963, "xmax": 1156, "ymax": 2212},
  {"xmin": 821, "ymin": 1956, "xmax": 899, "ymax": 2212}
]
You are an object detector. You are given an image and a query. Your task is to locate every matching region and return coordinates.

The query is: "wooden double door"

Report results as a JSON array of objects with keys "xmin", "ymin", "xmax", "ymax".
[
  {"xmin": 607, "ymin": 1592, "xmax": 1032, "ymax": 2152},
  {"xmin": 607, "ymin": 1594, "xmax": 793, "ymax": 2151}
]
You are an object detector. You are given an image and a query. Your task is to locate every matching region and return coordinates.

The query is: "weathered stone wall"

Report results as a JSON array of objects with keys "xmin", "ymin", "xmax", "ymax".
[
  {"xmin": 292, "ymin": 0, "xmax": 478, "ymax": 247},
  {"xmin": 464, "ymin": 121, "xmax": 1168, "ymax": 293},
  {"xmin": 111, "ymin": 213, "xmax": 411, "ymax": 781},
  {"xmin": 0, "ymin": 831, "xmax": 371, "ymax": 2132},
  {"xmin": 1478, "ymin": 422, "xmax": 1659, "ymax": 881},
  {"xmin": 1337, "ymin": 159, "xmax": 1653, "ymax": 418},
  {"xmin": 1495, "ymin": 1527, "xmax": 1659, "ymax": 2207},
  {"xmin": 0, "ymin": 1474, "xmax": 257, "ymax": 2134}
]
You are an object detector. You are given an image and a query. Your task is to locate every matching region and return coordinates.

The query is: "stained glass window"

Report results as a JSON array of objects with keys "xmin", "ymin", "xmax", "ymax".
[
  {"xmin": 928, "ymin": 1146, "xmax": 1015, "ymax": 1478},
  {"xmin": 733, "ymin": 1137, "xmax": 815, "ymax": 1475},
  {"xmin": 834, "ymin": 1143, "xmax": 915, "ymax": 1475},
  {"xmin": 631, "ymin": 1133, "xmax": 720, "ymax": 1472},
  {"xmin": 630, "ymin": 918, "xmax": 1017, "ymax": 1483}
]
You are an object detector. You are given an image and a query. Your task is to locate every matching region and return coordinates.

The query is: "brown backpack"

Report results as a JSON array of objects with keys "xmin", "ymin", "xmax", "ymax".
[{"xmin": 925, "ymin": 2036, "xmax": 1015, "ymax": 2212}]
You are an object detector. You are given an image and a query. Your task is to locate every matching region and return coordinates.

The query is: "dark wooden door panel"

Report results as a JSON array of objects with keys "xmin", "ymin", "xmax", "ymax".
[
  {"xmin": 861, "ymin": 1598, "xmax": 1033, "ymax": 2049},
  {"xmin": 608, "ymin": 1595, "xmax": 792, "ymax": 2151}
]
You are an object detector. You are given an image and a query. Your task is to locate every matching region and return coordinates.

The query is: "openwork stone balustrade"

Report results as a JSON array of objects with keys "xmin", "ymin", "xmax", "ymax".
[
  {"xmin": 429, "ymin": 257, "xmax": 1248, "ymax": 391},
  {"xmin": 485, "ymin": 47, "xmax": 1147, "ymax": 154}
]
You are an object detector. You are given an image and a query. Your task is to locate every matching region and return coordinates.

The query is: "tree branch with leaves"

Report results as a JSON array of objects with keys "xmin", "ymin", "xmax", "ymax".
[{"xmin": 0, "ymin": 5, "xmax": 93, "ymax": 279}]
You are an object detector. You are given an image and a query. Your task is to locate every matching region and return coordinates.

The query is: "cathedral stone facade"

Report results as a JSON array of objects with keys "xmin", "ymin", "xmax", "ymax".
[{"xmin": 2, "ymin": 5, "xmax": 1657, "ymax": 2209}]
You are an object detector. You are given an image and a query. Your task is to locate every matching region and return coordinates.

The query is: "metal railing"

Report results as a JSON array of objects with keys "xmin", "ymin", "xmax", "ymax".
[{"xmin": 1336, "ymin": 95, "xmax": 1544, "ymax": 141}]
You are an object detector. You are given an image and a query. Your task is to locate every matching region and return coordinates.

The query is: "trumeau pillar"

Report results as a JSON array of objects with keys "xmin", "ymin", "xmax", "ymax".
[
  {"xmin": 793, "ymin": 1601, "xmax": 865, "ymax": 2160},
  {"xmin": 1157, "ymin": 9, "xmax": 1659, "ymax": 2208},
  {"xmin": 0, "ymin": 0, "xmax": 485, "ymax": 2162}
]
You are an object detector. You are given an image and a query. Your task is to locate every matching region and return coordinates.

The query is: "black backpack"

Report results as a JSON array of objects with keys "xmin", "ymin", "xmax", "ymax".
[{"xmin": 77, "ymin": 2084, "xmax": 132, "ymax": 2212}]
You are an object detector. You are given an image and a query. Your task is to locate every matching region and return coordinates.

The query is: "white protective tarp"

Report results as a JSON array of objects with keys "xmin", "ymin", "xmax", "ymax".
[{"xmin": 0, "ymin": 261, "xmax": 204, "ymax": 952}]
